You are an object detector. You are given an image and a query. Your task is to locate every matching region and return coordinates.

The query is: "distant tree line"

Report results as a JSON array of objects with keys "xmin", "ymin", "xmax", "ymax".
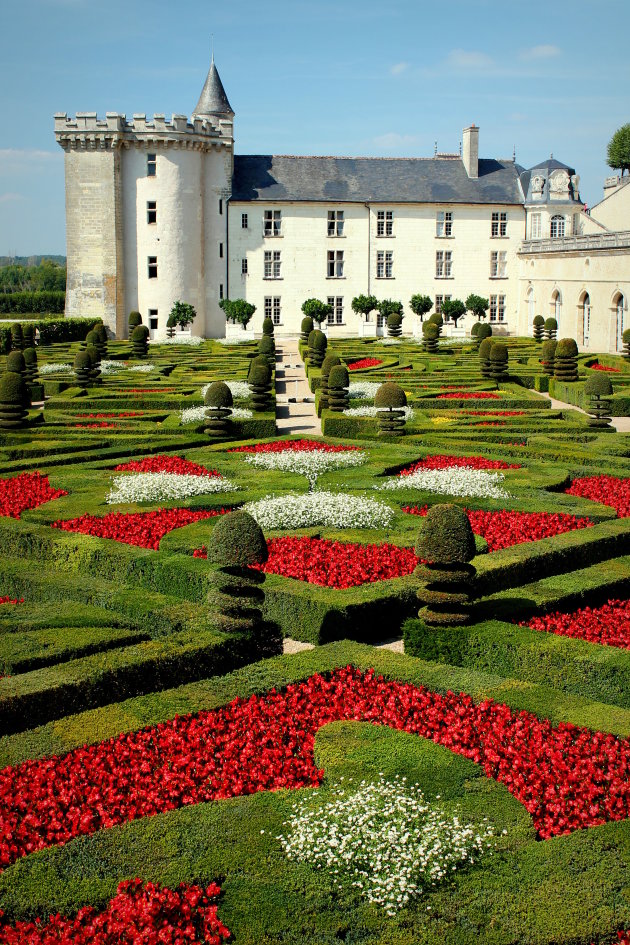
[{"xmin": 0, "ymin": 259, "xmax": 66, "ymax": 294}]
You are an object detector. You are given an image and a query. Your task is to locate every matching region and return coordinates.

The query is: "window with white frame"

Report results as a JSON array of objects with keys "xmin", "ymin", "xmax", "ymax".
[
  {"xmin": 491, "ymin": 211, "xmax": 507, "ymax": 237},
  {"xmin": 376, "ymin": 210, "xmax": 393, "ymax": 236},
  {"xmin": 264, "ymin": 296, "xmax": 281, "ymax": 325},
  {"xmin": 490, "ymin": 250, "xmax": 507, "ymax": 278},
  {"xmin": 264, "ymin": 250, "xmax": 281, "ymax": 279},
  {"xmin": 529, "ymin": 213, "xmax": 541, "ymax": 239},
  {"xmin": 376, "ymin": 250, "xmax": 393, "ymax": 278},
  {"xmin": 147, "ymin": 153, "xmax": 157, "ymax": 177},
  {"xmin": 147, "ymin": 201, "xmax": 157, "ymax": 225},
  {"xmin": 147, "ymin": 256, "xmax": 158, "ymax": 279},
  {"xmin": 327, "ymin": 210, "xmax": 344, "ymax": 236},
  {"xmin": 148, "ymin": 309, "xmax": 158, "ymax": 331},
  {"xmin": 263, "ymin": 209, "xmax": 282, "ymax": 236},
  {"xmin": 327, "ymin": 296, "xmax": 344, "ymax": 324},
  {"xmin": 327, "ymin": 250, "xmax": 344, "ymax": 278},
  {"xmin": 550, "ymin": 215, "xmax": 565, "ymax": 238},
  {"xmin": 489, "ymin": 294, "xmax": 506, "ymax": 322},
  {"xmin": 435, "ymin": 294, "xmax": 452, "ymax": 318},
  {"xmin": 241, "ymin": 258, "xmax": 248, "ymax": 275},
  {"xmin": 241, "ymin": 213, "xmax": 248, "ymax": 229},
  {"xmin": 435, "ymin": 250, "xmax": 452, "ymax": 278},
  {"xmin": 436, "ymin": 210, "xmax": 453, "ymax": 237}
]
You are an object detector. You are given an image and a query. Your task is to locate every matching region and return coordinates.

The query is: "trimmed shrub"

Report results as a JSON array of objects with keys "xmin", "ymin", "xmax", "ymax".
[
  {"xmin": 10, "ymin": 323, "xmax": 23, "ymax": 351},
  {"xmin": 0, "ymin": 326, "xmax": 12, "ymax": 355},
  {"xmin": 541, "ymin": 339, "xmax": 557, "ymax": 377},
  {"xmin": 83, "ymin": 329, "xmax": 101, "ymax": 353},
  {"xmin": 22, "ymin": 324, "xmax": 35, "ymax": 348},
  {"xmin": 319, "ymin": 354, "xmax": 341, "ymax": 413},
  {"xmin": 623, "ymin": 327, "xmax": 630, "ymax": 360},
  {"xmin": 262, "ymin": 315, "xmax": 274, "ymax": 336},
  {"xmin": 374, "ymin": 382, "xmax": 407, "ymax": 437},
  {"xmin": 85, "ymin": 344, "xmax": 101, "ymax": 383},
  {"xmin": 300, "ymin": 316, "xmax": 314, "ymax": 344},
  {"xmin": 490, "ymin": 341, "xmax": 509, "ymax": 384},
  {"xmin": 428, "ymin": 312, "xmax": 443, "ymax": 337},
  {"xmin": 544, "ymin": 317, "xmax": 558, "ymax": 340},
  {"xmin": 128, "ymin": 311, "xmax": 142, "ymax": 337},
  {"xmin": 258, "ymin": 334, "xmax": 275, "ymax": 367},
  {"xmin": 249, "ymin": 362, "xmax": 272, "ymax": 412},
  {"xmin": 584, "ymin": 373, "xmax": 614, "ymax": 429},
  {"xmin": 554, "ymin": 337, "xmax": 579, "ymax": 382},
  {"xmin": 308, "ymin": 329, "xmax": 327, "ymax": 367},
  {"xmin": 0, "ymin": 371, "xmax": 29, "ymax": 429},
  {"xmin": 6, "ymin": 350, "xmax": 26, "ymax": 378},
  {"xmin": 73, "ymin": 350, "xmax": 92, "ymax": 389},
  {"xmin": 0, "ymin": 290, "xmax": 65, "ymax": 315},
  {"xmin": 471, "ymin": 322, "xmax": 480, "ymax": 338},
  {"xmin": 131, "ymin": 324, "xmax": 149, "ymax": 359},
  {"xmin": 23, "ymin": 347, "xmax": 38, "ymax": 385},
  {"xmin": 422, "ymin": 322, "xmax": 439, "ymax": 354},
  {"xmin": 206, "ymin": 511, "xmax": 268, "ymax": 635},
  {"xmin": 387, "ymin": 312, "xmax": 403, "ymax": 337},
  {"xmin": 327, "ymin": 364, "xmax": 349, "ymax": 412},
  {"xmin": 204, "ymin": 381, "xmax": 233, "ymax": 438},
  {"xmin": 479, "ymin": 337, "xmax": 493, "ymax": 378},
  {"xmin": 415, "ymin": 504, "xmax": 476, "ymax": 626},
  {"xmin": 533, "ymin": 314, "xmax": 545, "ymax": 343},
  {"xmin": 93, "ymin": 323, "xmax": 108, "ymax": 358},
  {"xmin": 474, "ymin": 322, "xmax": 493, "ymax": 350}
]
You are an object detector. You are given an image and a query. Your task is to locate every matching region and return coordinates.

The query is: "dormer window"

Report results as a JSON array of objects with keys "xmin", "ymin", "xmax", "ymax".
[{"xmin": 550, "ymin": 215, "xmax": 565, "ymax": 238}]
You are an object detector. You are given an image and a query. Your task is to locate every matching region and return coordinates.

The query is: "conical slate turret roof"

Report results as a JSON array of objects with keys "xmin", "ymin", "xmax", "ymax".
[{"xmin": 193, "ymin": 56, "xmax": 234, "ymax": 119}]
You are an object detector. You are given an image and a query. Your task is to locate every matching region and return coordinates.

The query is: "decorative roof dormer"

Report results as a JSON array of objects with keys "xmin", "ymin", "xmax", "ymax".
[
  {"xmin": 193, "ymin": 55, "xmax": 234, "ymax": 120},
  {"xmin": 520, "ymin": 157, "xmax": 581, "ymax": 206}
]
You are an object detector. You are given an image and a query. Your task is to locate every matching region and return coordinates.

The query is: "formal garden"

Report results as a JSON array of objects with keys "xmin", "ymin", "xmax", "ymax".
[{"xmin": 0, "ymin": 311, "xmax": 629, "ymax": 943}]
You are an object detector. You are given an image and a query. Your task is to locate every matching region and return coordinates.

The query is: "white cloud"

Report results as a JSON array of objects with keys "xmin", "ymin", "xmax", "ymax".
[
  {"xmin": 0, "ymin": 149, "xmax": 61, "ymax": 167},
  {"xmin": 447, "ymin": 49, "xmax": 494, "ymax": 70},
  {"xmin": 520, "ymin": 44, "xmax": 562, "ymax": 60},
  {"xmin": 0, "ymin": 193, "xmax": 25, "ymax": 204},
  {"xmin": 390, "ymin": 62, "xmax": 409, "ymax": 76},
  {"xmin": 372, "ymin": 132, "xmax": 425, "ymax": 150}
]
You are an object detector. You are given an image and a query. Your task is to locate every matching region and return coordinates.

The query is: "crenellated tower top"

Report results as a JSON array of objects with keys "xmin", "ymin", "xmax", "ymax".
[{"xmin": 54, "ymin": 111, "xmax": 233, "ymax": 153}]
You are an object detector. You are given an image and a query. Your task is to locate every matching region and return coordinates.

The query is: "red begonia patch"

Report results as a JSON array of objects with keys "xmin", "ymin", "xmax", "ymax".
[
  {"xmin": 565, "ymin": 475, "xmax": 630, "ymax": 518},
  {"xmin": 51, "ymin": 508, "xmax": 229, "ymax": 550},
  {"xmin": 520, "ymin": 599, "xmax": 630, "ymax": 650},
  {"xmin": 114, "ymin": 455, "xmax": 220, "ymax": 476},
  {"xmin": 0, "ymin": 473, "xmax": 67, "ymax": 519}
]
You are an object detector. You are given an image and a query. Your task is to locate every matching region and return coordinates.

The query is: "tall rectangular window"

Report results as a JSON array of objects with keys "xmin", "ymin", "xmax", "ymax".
[
  {"xmin": 489, "ymin": 294, "xmax": 506, "ymax": 322},
  {"xmin": 327, "ymin": 210, "xmax": 344, "ymax": 236},
  {"xmin": 219, "ymin": 199, "xmax": 223, "ymax": 215},
  {"xmin": 219, "ymin": 243, "xmax": 224, "ymax": 258},
  {"xmin": 241, "ymin": 258, "xmax": 248, "ymax": 275},
  {"xmin": 264, "ymin": 250, "xmax": 281, "ymax": 279},
  {"xmin": 327, "ymin": 250, "xmax": 344, "ymax": 278},
  {"xmin": 376, "ymin": 210, "xmax": 393, "ymax": 236},
  {"xmin": 490, "ymin": 250, "xmax": 507, "ymax": 277},
  {"xmin": 148, "ymin": 309, "xmax": 158, "ymax": 331},
  {"xmin": 147, "ymin": 256, "xmax": 158, "ymax": 279},
  {"xmin": 147, "ymin": 153, "xmax": 156, "ymax": 177},
  {"xmin": 146, "ymin": 201, "xmax": 157, "ymax": 225},
  {"xmin": 435, "ymin": 251, "xmax": 452, "ymax": 277},
  {"xmin": 241, "ymin": 213, "xmax": 248, "ymax": 229},
  {"xmin": 376, "ymin": 250, "xmax": 393, "ymax": 278},
  {"xmin": 436, "ymin": 210, "xmax": 453, "ymax": 237},
  {"xmin": 530, "ymin": 213, "xmax": 541, "ymax": 239},
  {"xmin": 435, "ymin": 294, "xmax": 452, "ymax": 317},
  {"xmin": 265, "ymin": 296, "xmax": 282, "ymax": 325},
  {"xmin": 263, "ymin": 209, "xmax": 282, "ymax": 236},
  {"xmin": 327, "ymin": 296, "xmax": 344, "ymax": 325},
  {"xmin": 219, "ymin": 284, "xmax": 224, "ymax": 300},
  {"xmin": 491, "ymin": 211, "xmax": 508, "ymax": 237}
]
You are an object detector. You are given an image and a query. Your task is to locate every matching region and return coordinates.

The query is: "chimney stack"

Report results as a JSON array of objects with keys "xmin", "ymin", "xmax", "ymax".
[{"xmin": 462, "ymin": 124, "xmax": 479, "ymax": 179}]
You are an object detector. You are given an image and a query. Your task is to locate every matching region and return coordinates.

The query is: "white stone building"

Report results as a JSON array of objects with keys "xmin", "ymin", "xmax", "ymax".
[{"xmin": 55, "ymin": 56, "xmax": 627, "ymax": 350}]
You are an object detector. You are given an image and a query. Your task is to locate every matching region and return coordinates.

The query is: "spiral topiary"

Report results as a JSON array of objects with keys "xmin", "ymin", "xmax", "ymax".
[
  {"xmin": 11, "ymin": 323, "xmax": 24, "ymax": 351},
  {"xmin": 249, "ymin": 361, "xmax": 272, "ymax": 412},
  {"xmin": 374, "ymin": 382, "xmax": 407, "ymax": 437},
  {"xmin": 422, "ymin": 322, "xmax": 439, "ymax": 354},
  {"xmin": 541, "ymin": 339, "xmax": 557, "ymax": 377},
  {"xmin": 489, "ymin": 342, "xmax": 509, "ymax": 384},
  {"xmin": 128, "ymin": 311, "xmax": 142, "ymax": 337},
  {"xmin": 387, "ymin": 312, "xmax": 403, "ymax": 338},
  {"xmin": 544, "ymin": 317, "xmax": 558, "ymax": 341},
  {"xmin": 319, "ymin": 354, "xmax": 341, "ymax": 413},
  {"xmin": 74, "ymin": 350, "xmax": 92, "ymax": 389},
  {"xmin": 533, "ymin": 315, "xmax": 545, "ymax": 343},
  {"xmin": 6, "ymin": 350, "xmax": 27, "ymax": 379},
  {"xmin": 204, "ymin": 381, "xmax": 233, "ymax": 438},
  {"xmin": 584, "ymin": 373, "xmax": 614, "ymax": 429},
  {"xmin": 300, "ymin": 316, "xmax": 314, "ymax": 344},
  {"xmin": 415, "ymin": 504, "xmax": 476, "ymax": 626},
  {"xmin": 23, "ymin": 347, "xmax": 38, "ymax": 384},
  {"xmin": 131, "ymin": 324, "xmax": 150, "ymax": 359},
  {"xmin": 22, "ymin": 324, "xmax": 35, "ymax": 348},
  {"xmin": 262, "ymin": 315, "xmax": 274, "ymax": 337},
  {"xmin": 258, "ymin": 334, "xmax": 276, "ymax": 367},
  {"xmin": 83, "ymin": 329, "xmax": 101, "ymax": 353},
  {"xmin": 0, "ymin": 371, "xmax": 29, "ymax": 429},
  {"xmin": 554, "ymin": 338, "xmax": 579, "ymax": 382},
  {"xmin": 327, "ymin": 364, "xmax": 349, "ymax": 412},
  {"xmin": 623, "ymin": 328, "xmax": 630, "ymax": 361},
  {"xmin": 85, "ymin": 344, "xmax": 101, "ymax": 383},
  {"xmin": 478, "ymin": 337, "xmax": 493, "ymax": 379},
  {"xmin": 428, "ymin": 312, "xmax": 443, "ymax": 338},
  {"xmin": 93, "ymin": 323, "xmax": 108, "ymax": 358},
  {"xmin": 206, "ymin": 511, "xmax": 268, "ymax": 636},
  {"xmin": 308, "ymin": 329, "xmax": 327, "ymax": 367}
]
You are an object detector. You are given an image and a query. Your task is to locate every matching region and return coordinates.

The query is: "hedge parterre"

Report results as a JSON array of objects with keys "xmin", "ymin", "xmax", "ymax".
[
  {"xmin": 403, "ymin": 506, "xmax": 592, "ymax": 552},
  {"xmin": 565, "ymin": 476, "xmax": 630, "ymax": 519},
  {"xmin": 520, "ymin": 599, "xmax": 630, "ymax": 650},
  {"xmin": 52, "ymin": 508, "xmax": 229, "ymax": 551},
  {"xmin": 399, "ymin": 455, "xmax": 521, "ymax": 474},
  {"xmin": 0, "ymin": 474, "xmax": 68, "ymax": 520},
  {"xmin": 114, "ymin": 455, "xmax": 221, "ymax": 477},
  {"xmin": 4, "ymin": 666, "xmax": 630, "ymax": 870},
  {"xmin": 228, "ymin": 439, "xmax": 360, "ymax": 454},
  {"xmin": 0, "ymin": 880, "xmax": 230, "ymax": 945}
]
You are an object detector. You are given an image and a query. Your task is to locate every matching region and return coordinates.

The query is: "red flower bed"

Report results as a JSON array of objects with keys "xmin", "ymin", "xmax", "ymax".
[
  {"xmin": 347, "ymin": 358, "xmax": 383, "ymax": 371},
  {"xmin": 74, "ymin": 422, "xmax": 118, "ymax": 430},
  {"xmin": 0, "ymin": 597, "xmax": 24, "ymax": 606},
  {"xmin": 565, "ymin": 475, "xmax": 630, "ymax": 518},
  {"xmin": 0, "ymin": 879, "xmax": 230, "ymax": 945},
  {"xmin": 473, "ymin": 421, "xmax": 504, "ymax": 427},
  {"xmin": 437, "ymin": 391, "xmax": 501, "ymax": 400},
  {"xmin": 51, "ymin": 508, "xmax": 228, "ymax": 550},
  {"xmin": 403, "ymin": 505, "xmax": 592, "ymax": 552},
  {"xmin": 228, "ymin": 439, "xmax": 359, "ymax": 454},
  {"xmin": 130, "ymin": 388, "xmax": 174, "ymax": 393},
  {"xmin": 5, "ymin": 666, "xmax": 630, "ymax": 870},
  {"xmin": 520, "ymin": 599, "xmax": 630, "ymax": 650},
  {"xmin": 400, "ymin": 454, "xmax": 521, "ymax": 474},
  {"xmin": 76, "ymin": 412, "xmax": 142, "ymax": 419},
  {"xmin": 591, "ymin": 363, "xmax": 621, "ymax": 373},
  {"xmin": 464, "ymin": 410, "xmax": 526, "ymax": 417},
  {"xmin": 115, "ymin": 455, "xmax": 220, "ymax": 477},
  {"xmin": 0, "ymin": 473, "xmax": 67, "ymax": 519}
]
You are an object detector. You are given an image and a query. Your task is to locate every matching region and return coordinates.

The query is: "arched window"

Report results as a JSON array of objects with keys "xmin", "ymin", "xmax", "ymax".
[
  {"xmin": 615, "ymin": 293, "xmax": 625, "ymax": 351},
  {"xmin": 551, "ymin": 289, "xmax": 562, "ymax": 326},
  {"xmin": 550, "ymin": 215, "xmax": 565, "ymax": 238}
]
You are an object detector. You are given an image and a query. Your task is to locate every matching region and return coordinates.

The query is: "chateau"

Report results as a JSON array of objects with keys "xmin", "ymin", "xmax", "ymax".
[{"xmin": 54, "ymin": 56, "xmax": 629, "ymax": 350}]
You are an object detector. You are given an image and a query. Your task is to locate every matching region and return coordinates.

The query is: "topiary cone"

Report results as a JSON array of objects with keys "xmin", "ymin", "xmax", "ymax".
[
  {"xmin": 300, "ymin": 316, "xmax": 314, "ymax": 344},
  {"xmin": 73, "ymin": 350, "xmax": 92, "ymax": 389},
  {"xmin": 327, "ymin": 364, "xmax": 349, "ymax": 412},
  {"xmin": 249, "ymin": 362, "xmax": 272, "ymax": 412},
  {"xmin": 540, "ymin": 339, "xmax": 557, "ymax": 377},
  {"xmin": 489, "ymin": 342, "xmax": 509, "ymax": 384},
  {"xmin": 258, "ymin": 334, "xmax": 276, "ymax": 367},
  {"xmin": 374, "ymin": 382, "xmax": 407, "ymax": 437},
  {"xmin": 262, "ymin": 316, "xmax": 274, "ymax": 337},
  {"xmin": 532, "ymin": 315, "xmax": 545, "ymax": 343},
  {"xmin": 0, "ymin": 371, "xmax": 29, "ymax": 429},
  {"xmin": 584, "ymin": 373, "xmax": 614, "ymax": 429},
  {"xmin": 131, "ymin": 325, "xmax": 150, "ymax": 359},
  {"xmin": 554, "ymin": 338, "xmax": 579, "ymax": 382},
  {"xmin": 206, "ymin": 511, "xmax": 268, "ymax": 636},
  {"xmin": 415, "ymin": 504, "xmax": 476, "ymax": 625},
  {"xmin": 204, "ymin": 381, "xmax": 233, "ymax": 438},
  {"xmin": 319, "ymin": 354, "xmax": 341, "ymax": 414},
  {"xmin": 478, "ymin": 338, "xmax": 493, "ymax": 379}
]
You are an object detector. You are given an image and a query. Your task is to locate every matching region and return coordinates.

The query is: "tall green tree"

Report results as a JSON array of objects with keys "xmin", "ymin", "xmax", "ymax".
[
  {"xmin": 167, "ymin": 300, "xmax": 197, "ymax": 330},
  {"xmin": 351, "ymin": 294, "xmax": 378, "ymax": 319},
  {"xmin": 409, "ymin": 294, "xmax": 432, "ymax": 322},
  {"xmin": 465, "ymin": 294, "xmax": 489, "ymax": 321},
  {"xmin": 607, "ymin": 124, "xmax": 630, "ymax": 176},
  {"xmin": 301, "ymin": 298, "xmax": 332, "ymax": 325}
]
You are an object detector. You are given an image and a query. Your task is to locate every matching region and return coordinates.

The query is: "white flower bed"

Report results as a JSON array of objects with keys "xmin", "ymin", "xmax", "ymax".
[
  {"xmin": 380, "ymin": 338, "xmax": 401, "ymax": 345},
  {"xmin": 279, "ymin": 775, "xmax": 496, "ymax": 916},
  {"xmin": 242, "ymin": 449, "xmax": 365, "ymax": 488},
  {"xmin": 180, "ymin": 405, "xmax": 253, "ymax": 424},
  {"xmin": 243, "ymin": 491, "xmax": 393, "ymax": 529},
  {"xmin": 201, "ymin": 380, "xmax": 250, "ymax": 401},
  {"xmin": 150, "ymin": 335, "xmax": 203, "ymax": 346},
  {"xmin": 106, "ymin": 471, "xmax": 237, "ymax": 504},
  {"xmin": 344, "ymin": 405, "xmax": 415, "ymax": 420},
  {"xmin": 99, "ymin": 360, "xmax": 124, "ymax": 375},
  {"xmin": 39, "ymin": 363, "xmax": 72, "ymax": 375},
  {"xmin": 128, "ymin": 364, "xmax": 155, "ymax": 373},
  {"xmin": 215, "ymin": 337, "xmax": 251, "ymax": 345},
  {"xmin": 348, "ymin": 381, "xmax": 380, "ymax": 401},
  {"xmin": 379, "ymin": 466, "xmax": 510, "ymax": 499}
]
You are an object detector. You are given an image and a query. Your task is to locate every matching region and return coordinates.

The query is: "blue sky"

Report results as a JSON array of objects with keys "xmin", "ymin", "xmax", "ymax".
[{"xmin": 0, "ymin": 0, "xmax": 628, "ymax": 255}]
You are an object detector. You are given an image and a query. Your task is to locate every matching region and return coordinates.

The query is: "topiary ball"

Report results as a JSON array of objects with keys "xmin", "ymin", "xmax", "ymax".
[
  {"xmin": 249, "ymin": 362, "xmax": 271, "ymax": 387},
  {"xmin": 301, "ymin": 316, "xmax": 314, "ymax": 337},
  {"xmin": 415, "ymin": 504, "xmax": 476, "ymax": 564},
  {"xmin": 624, "ymin": 329, "xmax": 630, "ymax": 344},
  {"xmin": 556, "ymin": 338, "xmax": 579, "ymax": 358},
  {"xmin": 6, "ymin": 351, "xmax": 26, "ymax": 375},
  {"xmin": 23, "ymin": 347, "xmax": 37, "ymax": 366},
  {"xmin": 85, "ymin": 330, "xmax": 100, "ymax": 348},
  {"xmin": 477, "ymin": 324, "xmax": 493, "ymax": 341},
  {"xmin": 0, "ymin": 371, "xmax": 28, "ymax": 405},
  {"xmin": 74, "ymin": 350, "xmax": 91, "ymax": 371},
  {"xmin": 490, "ymin": 342, "xmax": 508, "ymax": 363},
  {"xmin": 128, "ymin": 311, "xmax": 142, "ymax": 330},
  {"xmin": 422, "ymin": 322, "xmax": 438, "ymax": 339},
  {"xmin": 328, "ymin": 365, "xmax": 349, "ymax": 389},
  {"xmin": 204, "ymin": 381, "xmax": 233, "ymax": 409},
  {"xmin": 374, "ymin": 382, "xmax": 407, "ymax": 409},
  {"xmin": 471, "ymin": 322, "xmax": 480, "ymax": 337},
  {"xmin": 585, "ymin": 373, "xmax": 613, "ymax": 397},
  {"xmin": 533, "ymin": 315, "xmax": 545, "ymax": 327},
  {"xmin": 85, "ymin": 344, "xmax": 100, "ymax": 367},
  {"xmin": 544, "ymin": 317, "xmax": 558, "ymax": 332},
  {"xmin": 132, "ymin": 325, "xmax": 149, "ymax": 342},
  {"xmin": 207, "ymin": 511, "xmax": 268, "ymax": 568},
  {"xmin": 249, "ymin": 354, "xmax": 271, "ymax": 374}
]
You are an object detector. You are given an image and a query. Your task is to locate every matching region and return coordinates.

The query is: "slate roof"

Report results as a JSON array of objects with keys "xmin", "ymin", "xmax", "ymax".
[
  {"xmin": 231, "ymin": 155, "xmax": 525, "ymax": 204},
  {"xmin": 193, "ymin": 58, "xmax": 234, "ymax": 118},
  {"xmin": 530, "ymin": 157, "xmax": 575, "ymax": 172}
]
